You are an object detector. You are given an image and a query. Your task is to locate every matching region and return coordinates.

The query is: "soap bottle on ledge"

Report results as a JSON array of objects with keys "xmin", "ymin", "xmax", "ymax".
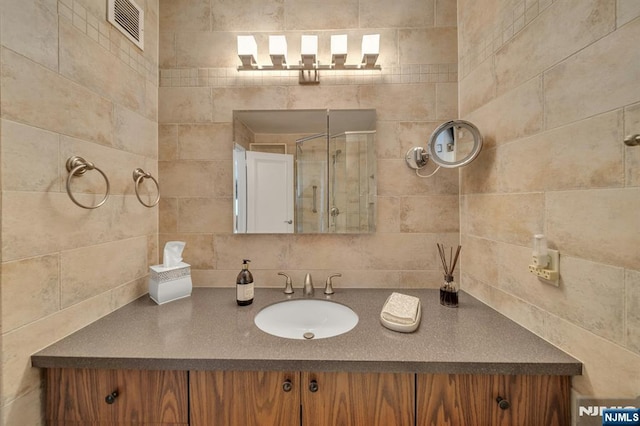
[{"xmin": 236, "ymin": 259, "xmax": 254, "ymax": 306}]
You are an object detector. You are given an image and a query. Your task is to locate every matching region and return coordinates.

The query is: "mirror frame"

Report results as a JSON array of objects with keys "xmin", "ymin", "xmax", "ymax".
[{"xmin": 427, "ymin": 120, "xmax": 483, "ymax": 168}]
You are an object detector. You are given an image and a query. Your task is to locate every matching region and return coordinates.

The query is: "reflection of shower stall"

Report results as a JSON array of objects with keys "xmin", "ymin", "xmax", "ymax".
[{"xmin": 296, "ymin": 131, "xmax": 376, "ymax": 233}]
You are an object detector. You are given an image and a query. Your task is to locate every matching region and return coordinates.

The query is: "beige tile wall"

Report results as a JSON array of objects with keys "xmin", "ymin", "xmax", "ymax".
[
  {"xmin": 459, "ymin": 0, "xmax": 640, "ymax": 399},
  {"xmin": 0, "ymin": 0, "xmax": 159, "ymax": 424},
  {"xmin": 158, "ymin": 0, "xmax": 460, "ymax": 290}
]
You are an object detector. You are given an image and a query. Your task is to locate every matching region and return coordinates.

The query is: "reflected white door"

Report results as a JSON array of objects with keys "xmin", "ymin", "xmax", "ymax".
[{"xmin": 246, "ymin": 151, "xmax": 294, "ymax": 233}]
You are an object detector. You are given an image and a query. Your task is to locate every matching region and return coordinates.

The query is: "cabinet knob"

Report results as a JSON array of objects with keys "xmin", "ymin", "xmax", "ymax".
[
  {"xmin": 309, "ymin": 380, "xmax": 319, "ymax": 393},
  {"xmin": 282, "ymin": 379, "xmax": 292, "ymax": 392},
  {"xmin": 105, "ymin": 391, "xmax": 118, "ymax": 404},
  {"xmin": 496, "ymin": 396, "xmax": 510, "ymax": 410}
]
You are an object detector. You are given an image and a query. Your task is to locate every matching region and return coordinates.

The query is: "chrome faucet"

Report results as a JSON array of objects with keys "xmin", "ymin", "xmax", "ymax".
[{"xmin": 303, "ymin": 273, "xmax": 314, "ymax": 296}]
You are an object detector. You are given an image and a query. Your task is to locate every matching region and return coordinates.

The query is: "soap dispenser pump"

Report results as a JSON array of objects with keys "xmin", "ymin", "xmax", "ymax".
[{"xmin": 236, "ymin": 259, "xmax": 254, "ymax": 306}]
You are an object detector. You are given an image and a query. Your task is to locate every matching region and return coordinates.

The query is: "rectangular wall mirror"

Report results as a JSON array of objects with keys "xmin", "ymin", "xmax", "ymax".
[{"xmin": 233, "ymin": 109, "xmax": 377, "ymax": 234}]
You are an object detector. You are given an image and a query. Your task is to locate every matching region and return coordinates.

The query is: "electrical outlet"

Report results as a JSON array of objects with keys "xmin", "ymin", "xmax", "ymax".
[{"xmin": 528, "ymin": 249, "xmax": 559, "ymax": 286}]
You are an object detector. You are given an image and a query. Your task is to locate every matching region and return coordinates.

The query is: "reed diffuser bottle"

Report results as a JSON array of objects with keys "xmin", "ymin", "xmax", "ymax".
[{"xmin": 437, "ymin": 243, "xmax": 461, "ymax": 307}]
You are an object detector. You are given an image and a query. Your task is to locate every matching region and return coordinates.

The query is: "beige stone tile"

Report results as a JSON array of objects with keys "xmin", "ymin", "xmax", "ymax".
[
  {"xmin": 159, "ymin": 87, "xmax": 213, "ymax": 123},
  {"xmin": 547, "ymin": 188, "xmax": 640, "ymax": 270},
  {"xmin": 617, "ymin": 0, "xmax": 640, "ymax": 27},
  {"xmin": 360, "ymin": 0, "xmax": 435, "ymax": 28},
  {"xmin": 212, "ymin": 0, "xmax": 284, "ymax": 31},
  {"xmin": 545, "ymin": 310, "xmax": 640, "ymax": 397},
  {"xmin": 287, "ymin": 85, "xmax": 360, "ymax": 112},
  {"xmin": 213, "ymin": 87, "xmax": 289, "ymax": 122},
  {"xmin": 2, "ymin": 291, "xmax": 113, "ymax": 406},
  {"xmin": 378, "ymin": 159, "xmax": 443, "ymax": 196},
  {"xmin": 624, "ymin": 102, "xmax": 640, "ymax": 187},
  {"xmin": 399, "ymin": 28, "xmax": 457, "ymax": 65},
  {"xmin": 59, "ymin": 19, "xmax": 146, "ymax": 114},
  {"xmin": 1, "ymin": 255, "xmax": 59, "ymax": 333},
  {"xmin": 176, "ymin": 31, "xmax": 238, "ymax": 68},
  {"xmin": 114, "ymin": 106, "xmax": 158, "ymax": 158},
  {"xmin": 1, "ymin": 0, "xmax": 58, "ymax": 71},
  {"xmin": 159, "ymin": 125, "xmax": 179, "ymax": 161},
  {"xmin": 1, "ymin": 48, "xmax": 114, "ymax": 146},
  {"xmin": 144, "ymin": 81, "xmax": 159, "ymax": 122},
  {"xmin": 459, "ymin": 57, "xmax": 496, "ymax": 117},
  {"xmin": 159, "ymin": 197, "xmax": 178, "ymax": 233},
  {"xmin": 459, "ymin": 235, "xmax": 499, "ymax": 285},
  {"xmin": 361, "ymin": 233, "xmax": 443, "ymax": 271},
  {"xmin": 160, "ymin": 233, "xmax": 215, "ymax": 269},
  {"xmin": 463, "ymin": 76, "xmax": 543, "ymax": 146},
  {"xmin": 108, "ymin": 195, "xmax": 158, "ymax": 240},
  {"xmin": 60, "ymin": 237, "xmax": 148, "ymax": 308},
  {"xmin": 1, "ymin": 120, "xmax": 60, "ymax": 192},
  {"xmin": 159, "ymin": 31, "xmax": 176, "ymax": 68},
  {"xmin": 544, "ymin": 17, "xmax": 640, "ymax": 129},
  {"xmin": 397, "ymin": 121, "xmax": 441, "ymax": 161},
  {"xmin": 288, "ymin": 234, "xmax": 365, "ymax": 270},
  {"xmin": 110, "ymin": 277, "xmax": 148, "ymax": 310},
  {"xmin": 159, "ymin": 0, "xmax": 210, "ymax": 31},
  {"xmin": 499, "ymin": 244, "xmax": 625, "ymax": 344},
  {"xmin": 2, "ymin": 192, "xmax": 113, "ymax": 261},
  {"xmin": 158, "ymin": 161, "xmax": 219, "ymax": 198},
  {"xmin": 459, "ymin": 147, "xmax": 499, "ymax": 195},
  {"xmin": 498, "ymin": 110, "xmax": 624, "ymax": 193},
  {"xmin": 375, "ymin": 121, "xmax": 400, "ymax": 159},
  {"xmin": 627, "ymin": 269, "xmax": 640, "ymax": 354},
  {"xmin": 463, "ymin": 193, "xmax": 544, "ymax": 246},
  {"xmin": 436, "ymin": 0, "xmax": 457, "ymax": 27},
  {"xmin": 457, "ymin": 0, "xmax": 500, "ymax": 54},
  {"xmin": 3, "ymin": 388, "xmax": 45, "ymax": 426},
  {"xmin": 143, "ymin": 0, "xmax": 160, "ymax": 65},
  {"xmin": 376, "ymin": 196, "xmax": 401, "ymax": 233},
  {"xmin": 436, "ymin": 82, "xmax": 458, "ymax": 120},
  {"xmin": 284, "ymin": 0, "xmax": 358, "ymax": 30},
  {"xmin": 400, "ymin": 195, "xmax": 459, "ymax": 233},
  {"xmin": 178, "ymin": 123, "xmax": 233, "ymax": 160},
  {"xmin": 495, "ymin": 0, "xmax": 615, "ymax": 95},
  {"xmin": 178, "ymin": 197, "xmax": 233, "ymax": 233},
  {"xmin": 214, "ymin": 234, "xmax": 290, "ymax": 271},
  {"xmin": 75, "ymin": 0, "xmax": 105, "ymax": 19},
  {"xmin": 358, "ymin": 84, "xmax": 437, "ymax": 121}
]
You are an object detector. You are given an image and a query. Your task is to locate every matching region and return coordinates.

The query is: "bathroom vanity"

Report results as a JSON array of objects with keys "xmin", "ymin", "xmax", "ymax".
[{"xmin": 33, "ymin": 288, "xmax": 581, "ymax": 425}]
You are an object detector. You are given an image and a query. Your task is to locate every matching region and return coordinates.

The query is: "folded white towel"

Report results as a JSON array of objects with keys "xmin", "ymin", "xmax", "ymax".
[{"xmin": 381, "ymin": 292, "xmax": 421, "ymax": 325}]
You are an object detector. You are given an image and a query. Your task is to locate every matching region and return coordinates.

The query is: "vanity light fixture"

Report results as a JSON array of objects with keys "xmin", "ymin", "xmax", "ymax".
[
  {"xmin": 236, "ymin": 34, "xmax": 382, "ymax": 84},
  {"xmin": 237, "ymin": 35, "xmax": 257, "ymax": 69},
  {"xmin": 269, "ymin": 35, "xmax": 288, "ymax": 68}
]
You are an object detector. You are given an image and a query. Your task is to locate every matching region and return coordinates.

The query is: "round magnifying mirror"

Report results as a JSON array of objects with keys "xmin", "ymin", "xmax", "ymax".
[{"xmin": 427, "ymin": 120, "xmax": 483, "ymax": 168}]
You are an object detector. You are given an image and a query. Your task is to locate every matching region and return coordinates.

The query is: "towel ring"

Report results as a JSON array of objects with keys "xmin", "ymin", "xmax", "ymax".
[
  {"xmin": 133, "ymin": 168, "xmax": 160, "ymax": 208},
  {"xmin": 65, "ymin": 156, "xmax": 110, "ymax": 209}
]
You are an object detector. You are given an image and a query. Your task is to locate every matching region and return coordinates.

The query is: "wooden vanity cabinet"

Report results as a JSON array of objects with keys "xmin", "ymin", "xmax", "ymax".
[
  {"xmin": 189, "ymin": 370, "xmax": 415, "ymax": 426},
  {"xmin": 46, "ymin": 368, "xmax": 188, "ymax": 425},
  {"xmin": 417, "ymin": 374, "xmax": 571, "ymax": 426}
]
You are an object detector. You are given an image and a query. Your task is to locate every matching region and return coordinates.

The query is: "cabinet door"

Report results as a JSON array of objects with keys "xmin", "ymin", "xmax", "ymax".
[
  {"xmin": 301, "ymin": 371, "xmax": 415, "ymax": 426},
  {"xmin": 46, "ymin": 368, "xmax": 188, "ymax": 425},
  {"xmin": 417, "ymin": 374, "xmax": 571, "ymax": 426},
  {"xmin": 190, "ymin": 370, "xmax": 300, "ymax": 426}
]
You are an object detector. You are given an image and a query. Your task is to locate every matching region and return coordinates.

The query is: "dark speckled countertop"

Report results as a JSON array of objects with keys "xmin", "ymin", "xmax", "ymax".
[{"xmin": 31, "ymin": 288, "xmax": 582, "ymax": 375}]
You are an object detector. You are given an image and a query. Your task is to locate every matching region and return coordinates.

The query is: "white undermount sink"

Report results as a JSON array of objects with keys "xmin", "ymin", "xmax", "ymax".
[{"xmin": 254, "ymin": 299, "xmax": 359, "ymax": 340}]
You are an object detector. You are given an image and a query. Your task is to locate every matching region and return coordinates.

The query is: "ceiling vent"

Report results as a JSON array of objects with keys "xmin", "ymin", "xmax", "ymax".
[{"xmin": 107, "ymin": 0, "xmax": 144, "ymax": 51}]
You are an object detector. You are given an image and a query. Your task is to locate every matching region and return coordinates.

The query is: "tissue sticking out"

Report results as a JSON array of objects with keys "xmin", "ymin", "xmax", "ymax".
[
  {"xmin": 149, "ymin": 241, "xmax": 192, "ymax": 304},
  {"xmin": 163, "ymin": 241, "xmax": 186, "ymax": 268}
]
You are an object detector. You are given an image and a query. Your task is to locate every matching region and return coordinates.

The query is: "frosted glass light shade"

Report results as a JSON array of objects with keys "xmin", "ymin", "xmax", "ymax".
[
  {"xmin": 301, "ymin": 35, "xmax": 318, "ymax": 68},
  {"xmin": 331, "ymin": 34, "xmax": 347, "ymax": 55},
  {"xmin": 269, "ymin": 35, "xmax": 288, "ymax": 67},
  {"xmin": 361, "ymin": 34, "xmax": 380, "ymax": 68},
  {"xmin": 237, "ymin": 35, "xmax": 257, "ymax": 68}
]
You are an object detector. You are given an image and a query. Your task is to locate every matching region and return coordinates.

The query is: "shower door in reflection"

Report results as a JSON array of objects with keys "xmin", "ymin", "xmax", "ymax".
[
  {"xmin": 295, "ymin": 133, "xmax": 328, "ymax": 233},
  {"xmin": 328, "ymin": 131, "xmax": 377, "ymax": 233}
]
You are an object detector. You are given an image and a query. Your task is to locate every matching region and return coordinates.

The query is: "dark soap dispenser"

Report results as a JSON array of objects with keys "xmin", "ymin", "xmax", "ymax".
[{"xmin": 236, "ymin": 259, "xmax": 254, "ymax": 306}]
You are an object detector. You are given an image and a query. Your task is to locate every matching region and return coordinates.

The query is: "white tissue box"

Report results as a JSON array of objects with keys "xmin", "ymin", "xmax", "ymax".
[{"xmin": 149, "ymin": 262, "xmax": 192, "ymax": 305}]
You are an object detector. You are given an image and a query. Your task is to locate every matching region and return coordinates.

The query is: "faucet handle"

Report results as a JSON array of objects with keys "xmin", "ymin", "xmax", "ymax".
[
  {"xmin": 278, "ymin": 272, "xmax": 294, "ymax": 294},
  {"xmin": 324, "ymin": 273, "xmax": 342, "ymax": 295}
]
